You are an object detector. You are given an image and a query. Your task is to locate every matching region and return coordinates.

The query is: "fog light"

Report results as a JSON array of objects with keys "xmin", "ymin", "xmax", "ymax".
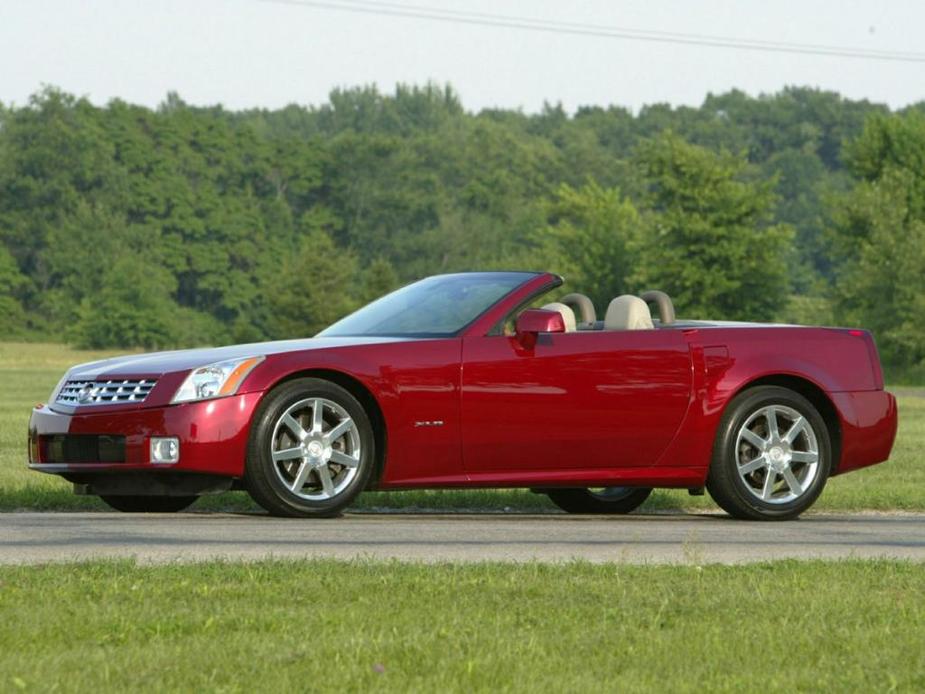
[{"xmin": 150, "ymin": 437, "xmax": 180, "ymax": 464}]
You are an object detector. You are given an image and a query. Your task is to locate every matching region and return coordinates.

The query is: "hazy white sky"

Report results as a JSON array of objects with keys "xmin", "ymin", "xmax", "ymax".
[{"xmin": 2, "ymin": 0, "xmax": 923, "ymax": 113}]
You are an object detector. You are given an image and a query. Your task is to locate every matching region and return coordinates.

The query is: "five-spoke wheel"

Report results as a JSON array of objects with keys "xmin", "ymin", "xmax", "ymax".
[
  {"xmin": 245, "ymin": 378, "xmax": 375, "ymax": 517},
  {"xmin": 707, "ymin": 386, "xmax": 831, "ymax": 520}
]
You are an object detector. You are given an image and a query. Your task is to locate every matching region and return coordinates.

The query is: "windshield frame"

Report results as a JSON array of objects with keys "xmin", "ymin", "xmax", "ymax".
[{"xmin": 317, "ymin": 271, "xmax": 545, "ymax": 339}]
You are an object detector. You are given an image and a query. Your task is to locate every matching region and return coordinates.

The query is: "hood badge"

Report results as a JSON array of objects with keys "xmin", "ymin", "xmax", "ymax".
[{"xmin": 414, "ymin": 420, "xmax": 444, "ymax": 428}]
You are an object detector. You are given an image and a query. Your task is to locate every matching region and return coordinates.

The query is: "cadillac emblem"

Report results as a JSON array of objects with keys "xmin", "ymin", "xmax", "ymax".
[{"xmin": 77, "ymin": 384, "xmax": 98, "ymax": 404}]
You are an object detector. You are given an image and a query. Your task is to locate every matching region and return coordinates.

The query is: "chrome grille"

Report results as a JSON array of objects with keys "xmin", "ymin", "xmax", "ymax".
[{"xmin": 56, "ymin": 379, "xmax": 157, "ymax": 406}]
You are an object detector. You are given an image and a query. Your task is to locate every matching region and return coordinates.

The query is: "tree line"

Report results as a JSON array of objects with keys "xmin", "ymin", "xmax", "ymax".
[{"xmin": 1, "ymin": 84, "xmax": 923, "ymax": 377}]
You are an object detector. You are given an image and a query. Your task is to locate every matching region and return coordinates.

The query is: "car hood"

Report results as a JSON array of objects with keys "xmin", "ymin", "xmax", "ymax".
[{"xmin": 68, "ymin": 336, "xmax": 414, "ymax": 380}]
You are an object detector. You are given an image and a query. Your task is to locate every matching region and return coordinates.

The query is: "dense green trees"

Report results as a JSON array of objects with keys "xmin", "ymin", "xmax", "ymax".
[
  {"xmin": 632, "ymin": 135, "xmax": 792, "ymax": 321},
  {"xmin": 521, "ymin": 181, "xmax": 639, "ymax": 311},
  {"xmin": 0, "ymin": 84, "xmax": 923, "ymax": 374},
  {"xmin": 832, "ymin": 112, "xmax": 925, "ymax": 371},
  {"xmin": 0, "ymin": 245, "xmax": 27, "ymax": 334},
  {"xmin": 264, "ymin": 228, "xmax": 359, "ymax": 339},
  {"xmin": 71, "ymin": 258, "xmax": 179, "ymax": 350}
]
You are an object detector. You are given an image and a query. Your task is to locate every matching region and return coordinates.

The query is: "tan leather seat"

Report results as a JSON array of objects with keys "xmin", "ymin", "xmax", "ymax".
[
  {"xmin": 541, "ymin": 302, "xmax": 577, "ymax": 332},
  {"xmin": 603, "ymin": 295, "xmax": 654, "ymax": 330}
]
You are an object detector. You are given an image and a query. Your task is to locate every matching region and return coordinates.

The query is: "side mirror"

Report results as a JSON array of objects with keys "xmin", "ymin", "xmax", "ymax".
[{"xmin": 515, "ymin": 309, "xmax": 565, "ymax": 349}]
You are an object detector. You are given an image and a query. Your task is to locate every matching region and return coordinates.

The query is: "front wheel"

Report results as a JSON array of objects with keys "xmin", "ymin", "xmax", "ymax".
[
  {"xmin": 707, "ymin": 386, "xmax": 832, "ymax": 521},
  {"xmin": 99, "ymin": 495, "xmax": 198, "ymax": 513},
  {"xmin": 545, "ymin": 487, "xmax": 653, "ymax": 514},
  {"xmin": 244, "ymin": 378, "xmax": 375, "ymax": 518}
]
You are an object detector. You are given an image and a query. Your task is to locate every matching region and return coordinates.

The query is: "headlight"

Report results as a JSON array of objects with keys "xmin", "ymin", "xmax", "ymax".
[{"xmin": 172, "ymin": 356, "xmax": 264, "ymax": 404}]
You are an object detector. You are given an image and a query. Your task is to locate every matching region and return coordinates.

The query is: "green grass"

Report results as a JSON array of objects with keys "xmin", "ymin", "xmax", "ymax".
[
  {"xmin": 1, "ymin": 559, "xmax": 923, "ymax": 692},
  {"xmin": 1, "ymin": 341, "xmax": 923, "ymax": 513}
]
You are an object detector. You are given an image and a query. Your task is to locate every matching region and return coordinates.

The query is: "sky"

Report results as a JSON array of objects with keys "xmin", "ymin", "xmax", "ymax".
[{"xmin": 1, "ymin": 0, "xmax": 923, "ymax": 114}]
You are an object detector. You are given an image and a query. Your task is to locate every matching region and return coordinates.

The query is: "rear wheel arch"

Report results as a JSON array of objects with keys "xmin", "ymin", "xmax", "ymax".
[
  {"xmin": 258, "ymin": 369, "xmax": 387, "ymax": 486},
  {"xmin": 729, "ymin": 375, "xmax": 842, "ymax": 473}
]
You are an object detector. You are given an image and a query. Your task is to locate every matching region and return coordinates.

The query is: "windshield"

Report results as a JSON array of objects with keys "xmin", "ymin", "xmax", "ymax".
[{"xmin": 318, "ymin": 272, "xmax": 538, "ymax": 337}]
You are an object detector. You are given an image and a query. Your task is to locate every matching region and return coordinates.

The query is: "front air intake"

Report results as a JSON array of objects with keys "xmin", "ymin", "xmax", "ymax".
[{"xmin": 40, "ymin": 435, "xmax": 126, "ymax": 463}]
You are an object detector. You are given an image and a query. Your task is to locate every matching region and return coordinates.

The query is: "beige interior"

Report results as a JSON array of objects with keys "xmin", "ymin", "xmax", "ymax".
[
  {"xmin": 540, "ymin": 302, "xmax": 577, "ymax": 332},
  {"xmin": 603, "ymin": 295, "xmax": 654, "ymax": 330}
]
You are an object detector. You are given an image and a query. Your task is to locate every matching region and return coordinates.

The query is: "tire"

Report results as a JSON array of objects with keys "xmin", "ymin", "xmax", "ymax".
[
  {"xmin": 706, "ymin": 386, "xmax": 832, "ymax": 521},
  {"xmin": 99, "ymin": 495, "xmax": 198, "ymax": 513},
  {"xmin": 244, "ymin": 378, "xmax": 375, "ymax": 518},
  {"xmin": 545, "ymin": 487, "xmax": 653, "ymax": 514}
]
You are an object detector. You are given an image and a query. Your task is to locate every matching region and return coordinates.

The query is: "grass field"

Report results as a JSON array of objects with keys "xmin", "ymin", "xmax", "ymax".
[
  {"xmin": 1, "ymin": 341, "xmax": 922, "ymax": 513},
  {"xmin": 1, "ymin": 559, "xmax": 922, "ymax": 692}
]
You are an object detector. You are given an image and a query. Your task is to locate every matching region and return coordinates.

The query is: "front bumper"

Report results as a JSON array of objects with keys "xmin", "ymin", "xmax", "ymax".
[{"xmin": 28, "ymin": 393, "xmax": 261, "ymax": 478}]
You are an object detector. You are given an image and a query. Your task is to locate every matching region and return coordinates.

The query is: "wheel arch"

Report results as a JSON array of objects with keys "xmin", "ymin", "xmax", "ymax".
[
  {"xmin": 264, "ymin": 369, "xmax": 388, "ymax": 486},
  {"xmin": 731, "ymin": 374, "xmax": 843, "ymax": 473}
]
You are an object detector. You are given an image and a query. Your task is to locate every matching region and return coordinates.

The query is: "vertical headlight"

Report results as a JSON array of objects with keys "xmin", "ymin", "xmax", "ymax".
[{"xmin": 171, "ymin": 356, "xmax": 264, "ymax": 404}]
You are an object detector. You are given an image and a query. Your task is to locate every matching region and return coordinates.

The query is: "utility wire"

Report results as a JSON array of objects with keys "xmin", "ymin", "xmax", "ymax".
[
  {"xmin": 258, "ymin": 0, "xmax": 925, "ymax": 63},
  {"xmin": 285, "ymin": 0, "xmax": 925, "ymax": 60}
]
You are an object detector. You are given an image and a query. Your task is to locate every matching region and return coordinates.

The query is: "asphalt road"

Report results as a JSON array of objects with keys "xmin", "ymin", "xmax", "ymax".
[{"xmin": 2, "ymin": 511, "xmax": 924, "ymax": 565}]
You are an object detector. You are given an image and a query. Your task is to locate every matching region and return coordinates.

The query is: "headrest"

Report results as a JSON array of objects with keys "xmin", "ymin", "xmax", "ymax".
[{"xmin": 603, "ymin": 295, "xmax": 654, "ymax": 330}]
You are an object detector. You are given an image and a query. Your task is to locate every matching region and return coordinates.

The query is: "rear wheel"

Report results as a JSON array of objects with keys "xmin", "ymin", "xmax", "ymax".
[
  {"xmin": 707, "ymin": 386, "xmax": 832, "ymax": 521},
  {"xmin": 99, "ymin": 495, "xmax": 198, "ymax": 513},
  {"xmin": 244, "ymin": 378, "xmax": 375, "ymax": 518},
  {"xmin": 546, "ymin": 487, "xmax": 652, "ymax": 514}
]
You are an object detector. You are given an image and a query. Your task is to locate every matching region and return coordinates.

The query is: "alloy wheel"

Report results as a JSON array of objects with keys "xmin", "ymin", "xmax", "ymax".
[
  {"xmin": 734, "ymin": 404, "xmax": 820, "ymax": 504},
  {"xmin": 270, "ymin": 397, "xmax": 361, "ymax": 501}
]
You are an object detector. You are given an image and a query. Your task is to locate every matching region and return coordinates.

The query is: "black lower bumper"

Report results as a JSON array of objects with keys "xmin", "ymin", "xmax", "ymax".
[{"xmin": 66, "ymin": 472, "xmax": 237, "ymax": 497}]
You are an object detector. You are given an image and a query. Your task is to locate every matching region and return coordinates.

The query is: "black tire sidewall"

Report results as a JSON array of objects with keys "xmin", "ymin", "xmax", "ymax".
[
  {"xmin": 708, "ymin": 386, "xmax": 832, "ymax": 520},
  {"xmin": 546, "ymin": 487, "xmax": 653, "ymax": 514},
  {"xmin": 99, "ymin": 495, "xmax": 198, "ymax": 513},
  {"xmin": 245, "ymin": 378, "xmax": 375, "ymax": 518}
]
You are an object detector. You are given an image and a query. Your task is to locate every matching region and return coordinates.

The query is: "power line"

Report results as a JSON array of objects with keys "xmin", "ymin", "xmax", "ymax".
[
  {"xmin": 258, "ymin": 0, "xmax": 925, "ymax": 63},
  {"xmin": 277, "ymin": 0, "xmax": 925, "ymax": 60}
]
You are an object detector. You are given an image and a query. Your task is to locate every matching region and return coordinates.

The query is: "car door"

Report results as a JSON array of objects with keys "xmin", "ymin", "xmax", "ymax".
[{"xmin": 460, "ymin": 329, "xmax": 693, "ymax": 473}]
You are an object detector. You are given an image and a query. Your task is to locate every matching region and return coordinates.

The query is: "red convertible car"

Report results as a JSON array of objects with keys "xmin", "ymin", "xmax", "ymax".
[{"xmin": 28, "ymin": 271, "xmax": 897, "ymax": 520}]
